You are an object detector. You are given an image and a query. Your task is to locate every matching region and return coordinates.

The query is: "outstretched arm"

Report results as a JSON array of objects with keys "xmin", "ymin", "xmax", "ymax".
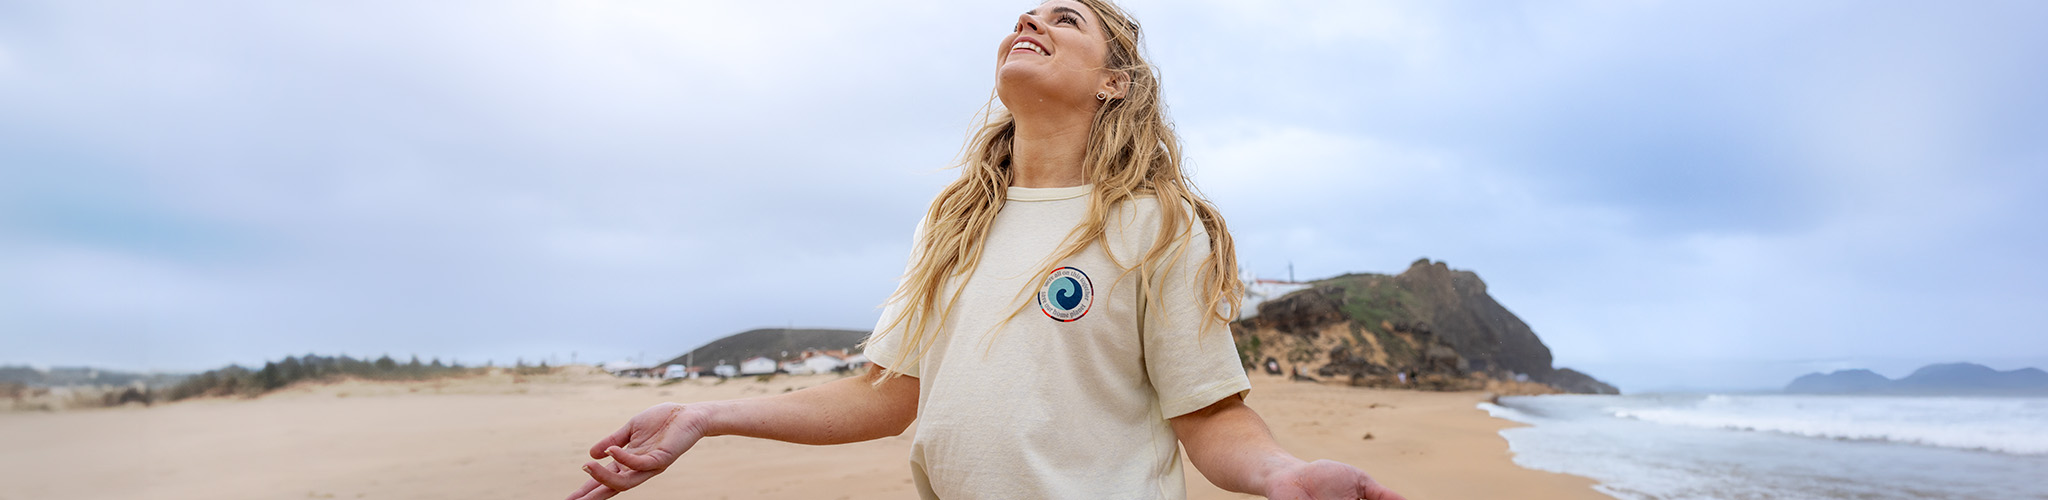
[
  {"xmin": 693, "ymin": 366, "xmax": 919, "ymax": 444},
  {"xmin": 1170, "ymin": 394, "xmax": 1407, "ymax": 500},
  {"xmin": 565, "ymin": 366, "xmax": 919, "ymax": 500}
]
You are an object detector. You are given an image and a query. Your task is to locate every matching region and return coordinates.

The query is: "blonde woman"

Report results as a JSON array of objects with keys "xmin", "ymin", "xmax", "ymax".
[{"xmin": 565, "ymin": 1, "xmax": 1407, "ymax": 499}]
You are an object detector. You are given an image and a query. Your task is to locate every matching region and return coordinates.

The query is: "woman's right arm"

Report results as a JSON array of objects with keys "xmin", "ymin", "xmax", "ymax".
[
  {"xmin": 696, "ymin": 365, "xmax": 919, "ymax": 444},
  {"xmin": 564, "ymin": 366, "xmax": 919, "ymax": 500}
]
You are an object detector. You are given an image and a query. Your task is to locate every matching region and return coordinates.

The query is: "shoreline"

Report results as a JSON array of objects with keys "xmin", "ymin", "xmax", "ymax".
[
  {"xmin": 0, "ymin": 369, "xmax": 1608, "ymax": 499},
  {"xmin": 1189, "ymin": 374, "xmax": 1609, "ymax": 499}
]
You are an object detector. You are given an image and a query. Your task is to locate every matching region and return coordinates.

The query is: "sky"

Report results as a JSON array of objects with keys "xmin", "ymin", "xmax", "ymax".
[{"xmin": 3, "ymin": 0, "xmax": 2044, "ymax": 392}]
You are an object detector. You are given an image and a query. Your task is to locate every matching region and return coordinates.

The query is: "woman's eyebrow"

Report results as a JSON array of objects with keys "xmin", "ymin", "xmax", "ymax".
[{"xmin": 1023, "ymin": 6, "xmax": 1089, "ymax": 26}]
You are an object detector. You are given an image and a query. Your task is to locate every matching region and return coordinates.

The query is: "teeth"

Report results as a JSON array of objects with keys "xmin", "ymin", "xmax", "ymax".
[{"xmin": 1012, "ymin": 40, "xmax": 1048, "ymax": 56}]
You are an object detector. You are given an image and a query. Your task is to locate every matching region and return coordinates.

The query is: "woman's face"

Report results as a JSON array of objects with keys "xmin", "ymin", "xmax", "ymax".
[{"xmin": 996, "ymin": 0, "xmax": 1117, "ymax": 109}]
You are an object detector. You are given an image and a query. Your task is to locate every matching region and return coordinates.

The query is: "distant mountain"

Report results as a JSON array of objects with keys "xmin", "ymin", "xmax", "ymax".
[
  {"xmin": 1785, "ymin": 369, "xmax": 1892, "ymax": 394},
  {"xmin": 1784, "ymin": 363, "xmax": 2048, "ymax": 395},
  {"xmin": 657, "ymin": 328, "xmax": 870, "ymax": 368},
  {"xmin": 1231, "ymin": 259, "xmax": 1619, "ymax": 395}
]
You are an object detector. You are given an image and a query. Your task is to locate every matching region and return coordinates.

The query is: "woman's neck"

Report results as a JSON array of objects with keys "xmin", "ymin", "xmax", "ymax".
[{"xmin": 1009, "ymin": 113, "xmax": 1093, "ymax": 189}]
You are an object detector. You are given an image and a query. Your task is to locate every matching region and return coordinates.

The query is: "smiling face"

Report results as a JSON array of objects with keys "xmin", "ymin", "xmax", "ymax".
[{"xmin": 996, "ymin": 0, "xmax": 1122, "ymax": 111}]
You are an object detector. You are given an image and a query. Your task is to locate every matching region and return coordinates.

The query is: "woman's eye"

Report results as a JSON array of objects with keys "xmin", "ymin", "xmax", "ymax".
[{"xmin": 1058, "ymin": 16, "xmax": 1077, "ymax": 25}]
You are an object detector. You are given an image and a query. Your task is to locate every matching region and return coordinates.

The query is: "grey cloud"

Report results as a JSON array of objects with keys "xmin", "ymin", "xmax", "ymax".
[{"xmin": 3, "ymin": 1, "xmax": 2044, "ymax": 392}]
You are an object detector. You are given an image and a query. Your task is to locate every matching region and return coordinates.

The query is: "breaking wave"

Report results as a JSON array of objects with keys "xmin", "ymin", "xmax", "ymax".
[{"xmin": 1607, "ymin": 394, "xmax": 2048, "ymax": 456}]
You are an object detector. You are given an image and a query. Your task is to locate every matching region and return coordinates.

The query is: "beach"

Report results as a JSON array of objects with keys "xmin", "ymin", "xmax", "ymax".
[{"xmin": 0, "ymin": 369, "xmax": 1604, "ymax": 500}]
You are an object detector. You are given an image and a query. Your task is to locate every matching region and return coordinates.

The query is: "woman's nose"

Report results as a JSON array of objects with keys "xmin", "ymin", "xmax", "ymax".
[{"xmin": 1016, "ymin": 13, "xmax": 1043, "ymax": 33}]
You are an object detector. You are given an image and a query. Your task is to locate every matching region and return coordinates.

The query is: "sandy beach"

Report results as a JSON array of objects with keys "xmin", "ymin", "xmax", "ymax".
[{"xmin": 0, "ymin": 369, "xmax": 1604, "ymax": 500}]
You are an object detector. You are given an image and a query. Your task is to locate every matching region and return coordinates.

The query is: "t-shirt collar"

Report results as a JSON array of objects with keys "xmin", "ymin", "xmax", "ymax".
[{"xmin": 1005, "ymin": 183, "xmax": 1092, "ymax": 202}]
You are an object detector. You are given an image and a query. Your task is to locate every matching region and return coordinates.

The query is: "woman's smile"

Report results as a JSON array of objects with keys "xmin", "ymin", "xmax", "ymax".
[{"xmin": 1011, "ymin": 37, "xmax": 1050, "ymax": 57}]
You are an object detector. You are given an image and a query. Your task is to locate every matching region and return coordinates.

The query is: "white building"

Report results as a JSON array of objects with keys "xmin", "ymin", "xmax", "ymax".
[
  {"xmin": 739, "ymin": 356, "xmax": 778, "ymax": 376},
  {"xmin": 801, "ymin": 354, "xmax": 844, "ymax": 374},
  {"xmin": 781, "ymin": 361, "xmax": 816, "ymax": 375},
  {"xmin": 663, "ymin": 364, "xmax": 697, "ymax": 379},
  {"xmin": 713, "ymin": 364, "xmax": 738, "ymax": 378},
  {"xmin": 841, "ymin": 353, "xmax": 870, "ymax": 370},
  {"xmin": 1240, "ymin": 277, "xmax": 1313, "ymax": 320},
  {"xmin": 602, "ymin": 360, "xmax": 647, "ymax": 376}
]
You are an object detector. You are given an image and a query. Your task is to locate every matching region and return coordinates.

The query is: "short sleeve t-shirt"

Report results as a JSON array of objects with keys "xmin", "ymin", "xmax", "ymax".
[{"xmin": 864, "ymin": 184, "xmax": 1252, "ymax": 500}]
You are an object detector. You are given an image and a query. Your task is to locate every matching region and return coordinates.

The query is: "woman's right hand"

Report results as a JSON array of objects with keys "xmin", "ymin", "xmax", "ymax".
[{"xmin": 563, "ymin": 402, "xmax": 712, "ymax": 500}]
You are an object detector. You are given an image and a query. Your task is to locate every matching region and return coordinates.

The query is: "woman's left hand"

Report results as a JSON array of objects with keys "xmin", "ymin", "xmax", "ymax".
[{"xmin": 1260, "ymin": 459, "xmax": 1409, "ymax": 500}]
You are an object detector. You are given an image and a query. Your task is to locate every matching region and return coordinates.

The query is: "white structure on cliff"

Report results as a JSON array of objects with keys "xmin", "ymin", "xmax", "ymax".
[{"xmin": 1240, "ymin": 271, "xmax": 1312, "ymax": 320}]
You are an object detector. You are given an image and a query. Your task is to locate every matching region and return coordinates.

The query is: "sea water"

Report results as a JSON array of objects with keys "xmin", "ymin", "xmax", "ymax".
[{"xmin": 1481, "ymin": 394, "xmax": 2048, "ymax": 499}]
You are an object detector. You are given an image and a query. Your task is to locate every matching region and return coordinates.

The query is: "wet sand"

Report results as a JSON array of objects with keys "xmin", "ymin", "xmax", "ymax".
[{"xmin": 0, "ymin": 369, "xmax": 1605, "ymax": 499}]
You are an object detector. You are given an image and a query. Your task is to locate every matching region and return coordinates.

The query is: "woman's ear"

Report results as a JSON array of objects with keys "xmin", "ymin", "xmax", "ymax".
[{"xmin": 1099, "ymin": 70, "xmax": 1132, "ymax": 101}]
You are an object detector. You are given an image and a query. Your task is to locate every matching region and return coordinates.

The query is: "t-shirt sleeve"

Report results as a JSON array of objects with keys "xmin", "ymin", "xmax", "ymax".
[
  {"xmin": 862, "ymin": 219, "xmax": 926, "ymax": 378},
  {"xmin": 1143, "ymin": 219, "xmax": 1253, "ymax": 419}
]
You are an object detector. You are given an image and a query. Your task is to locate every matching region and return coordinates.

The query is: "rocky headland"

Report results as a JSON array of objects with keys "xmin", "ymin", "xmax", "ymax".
[{"xmin": 1231, "ymin": 259, "xmax": 1618, "ymax": 395}]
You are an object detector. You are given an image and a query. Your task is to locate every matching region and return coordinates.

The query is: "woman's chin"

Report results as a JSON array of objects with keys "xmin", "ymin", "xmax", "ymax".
[
  {"xmin": 996, "ymin": 68, "xmax": 1079, "ymax": 105},
  {"xmin": 996, "ymin": 59, "xmax": 1048, "ymax": 82}
]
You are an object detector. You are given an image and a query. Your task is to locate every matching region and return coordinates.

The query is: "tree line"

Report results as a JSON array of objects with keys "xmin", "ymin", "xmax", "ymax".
[{"xmin": 163, "ymin": 354, "xmax": 509, "ymax": 401}]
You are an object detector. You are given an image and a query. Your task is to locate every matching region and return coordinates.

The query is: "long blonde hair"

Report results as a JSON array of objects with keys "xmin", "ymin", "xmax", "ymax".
[{"xmin": 865, "ymin": 0, "xmax": 1241, "ymax": 379}]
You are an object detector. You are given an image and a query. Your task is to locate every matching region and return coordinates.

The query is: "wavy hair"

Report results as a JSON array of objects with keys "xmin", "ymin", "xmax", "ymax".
[{"xmin": 864, "ymin": 0, "xmax": 1241, "ymax": 379}]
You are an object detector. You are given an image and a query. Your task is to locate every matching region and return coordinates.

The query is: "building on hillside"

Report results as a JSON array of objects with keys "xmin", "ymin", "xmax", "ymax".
[
  {"xmin": 1240, "ymin": 276, "xmax": 1313, "ymax": 320},
  {"xmin": 780, "ymin": 360, "xmax": 816, "ymax": 375},
  {"xmin": 798, "ymin": 348, "xmax": 852, "ymax": 360},
  {"xmin": 739, "ymin": 356, "xmax": 778, "ymax": 376},
  {"xmin": 713, "ymin": 363, "xmax": 738, "ymax": 378},
  {"xmin": 663, "ymin": 364, "xmax": 707, "ymax": 379},
  {"xmin": 603, "ymin": 360, "xmax": 652, "ymax": 378},
  {"xmin": 841, "ymin": 353, "xmax": 870, "ymax": 370},
  {"xmin": 801, "ymin": 354, "xmax": 845, "ymax": 374}
]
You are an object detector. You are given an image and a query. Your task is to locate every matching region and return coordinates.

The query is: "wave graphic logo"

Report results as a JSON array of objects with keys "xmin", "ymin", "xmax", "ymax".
[{"xmin": 1037, "ymin": 266, "xmax": 1094, "ymax": 322}]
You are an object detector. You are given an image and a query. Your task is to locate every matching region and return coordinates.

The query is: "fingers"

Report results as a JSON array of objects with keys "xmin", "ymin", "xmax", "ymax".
[
  {"xmin": 574, "ymin": 486, "xmax": 617, "ymax": 500},
  {"xmin": 589, "ymin": 423, "xmax": 635, "ymax": 460},
  {"xmin": 584, "ymin": 460, "xmax": 655, "ymax": 492},
  {"xmin": 564, "ymin": 479, "xmax": 614, "ymax": 500},
  {"xmin": 607, "ymin": 445, "xmax": 672, "ymax": 472},
  {"xmin": 1364, "ymin": 485, "xmax": 1408, "ymax": 500},
  {"xmin": 1360, "ymin": 478, "xmax": 1408, "ymax": 500}
]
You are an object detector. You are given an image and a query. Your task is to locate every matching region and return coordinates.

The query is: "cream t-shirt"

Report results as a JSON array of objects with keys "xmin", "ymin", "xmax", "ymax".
[{"xmin": 865, "ymin": 184, "xmax": 1252, "ymax": 499}]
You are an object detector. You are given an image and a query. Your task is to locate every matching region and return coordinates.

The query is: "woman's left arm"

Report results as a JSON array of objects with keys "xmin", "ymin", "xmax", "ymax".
[{"xmin": 1169, "ymin": 394, "xmax": 1409, "ymax": 500}]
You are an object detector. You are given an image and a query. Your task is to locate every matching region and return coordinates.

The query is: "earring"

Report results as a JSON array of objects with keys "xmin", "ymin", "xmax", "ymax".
[{"xmin": 1096, "ymin": 92, "xmax": 1109, "ymax": 101}]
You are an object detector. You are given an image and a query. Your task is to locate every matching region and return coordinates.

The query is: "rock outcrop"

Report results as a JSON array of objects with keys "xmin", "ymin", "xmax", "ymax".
[{"xmin": 1231, "ymin": 259, "xmax": 1619, "ymax": 395}]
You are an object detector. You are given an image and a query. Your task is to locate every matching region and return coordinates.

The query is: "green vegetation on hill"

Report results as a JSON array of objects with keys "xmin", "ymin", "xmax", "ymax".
[
  {"xmin": 1322, "ymin": 274, "xmax": 1417, "ymax": 333},
  {"xmin": 658, "ymin": 328, "xmax": 870, "ymax": 368},
  {"xmin": 1234, "ymin": 259, "xmax": 1619, "ymax": 395},
  {"xmin": 164, "ymin": 354, "xmax": 491, "ymax": 401}
]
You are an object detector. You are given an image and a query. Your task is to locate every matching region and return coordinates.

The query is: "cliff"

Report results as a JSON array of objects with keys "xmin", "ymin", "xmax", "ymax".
[{"xmin": 1231, "ymin": 259, "xmax": 1619, "ymax": 395}]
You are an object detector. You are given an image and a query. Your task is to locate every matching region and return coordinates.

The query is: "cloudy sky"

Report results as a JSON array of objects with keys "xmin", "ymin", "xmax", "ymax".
[{"xmin": 3, "ymin": 0, "xmax": 2043, "ymax": 391}]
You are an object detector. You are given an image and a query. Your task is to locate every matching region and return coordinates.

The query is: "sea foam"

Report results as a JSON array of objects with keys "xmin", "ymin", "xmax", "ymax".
[
  {"xmin": 1483, "ymin": 394, "xmax": 2048, "ymax": 500},
  {"xmin": 1606, "ymin": 394, "xmax": 2048, "ymax": 455}
]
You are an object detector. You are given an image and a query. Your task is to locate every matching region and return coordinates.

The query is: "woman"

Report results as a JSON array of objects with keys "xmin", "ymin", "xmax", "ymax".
[{"xmin": 565, "ymin": 2, "xmax": 1407, "ymax": 499}]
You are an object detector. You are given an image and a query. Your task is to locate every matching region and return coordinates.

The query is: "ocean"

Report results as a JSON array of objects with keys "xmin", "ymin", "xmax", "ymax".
[{"xmin": 1482, "ymin": 393, "xmax": 2048, "ymax": 499}]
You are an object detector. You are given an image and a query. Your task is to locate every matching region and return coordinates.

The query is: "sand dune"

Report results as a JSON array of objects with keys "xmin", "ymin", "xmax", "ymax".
[{"xmin": 0, "ymin": 369, "xmax": 1604, "ymax": 499}]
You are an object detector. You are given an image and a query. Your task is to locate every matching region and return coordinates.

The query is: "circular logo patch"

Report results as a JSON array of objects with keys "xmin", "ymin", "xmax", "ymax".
[{"xmin": 1037, "ymin": 266, "xmax": 1094, "ymax": 322}]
